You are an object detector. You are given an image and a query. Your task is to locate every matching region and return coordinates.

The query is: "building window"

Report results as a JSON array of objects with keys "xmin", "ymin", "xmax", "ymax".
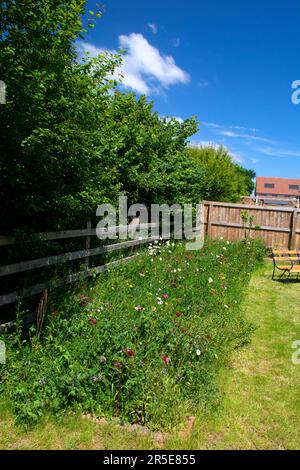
[
  {"xmin": 289, "ymin": 185, "xmax": 299, "ymax": 190},
  {"xmin": 264, "ymin": 183, "xmax": 275, "ymax": 188}
]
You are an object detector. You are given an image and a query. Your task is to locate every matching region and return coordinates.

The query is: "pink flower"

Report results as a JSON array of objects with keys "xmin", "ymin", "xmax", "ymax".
[
  {"xmin": 162, "ymin": 294, "xmax": 169, "ymax": 299},
  {"xmin": 114, "ymin": 361, "xmax": 121, "ymax": 369},
  {"xmin": 162, "ymin": 355, "xmax": 171, "ymax": 364},
  {"xmin": 80, "ymin": 294, "xmax": 89, "ymax": 307},
  {"xmin": 89, "ymin": 317, "xmax": 97, "ymax": 325},
  {"xmin": 135, "ymin": 305, "xmax": 143, "ymax": 311}
]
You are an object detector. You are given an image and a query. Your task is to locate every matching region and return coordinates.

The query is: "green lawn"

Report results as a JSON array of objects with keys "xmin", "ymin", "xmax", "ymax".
[{"xmin": 1, "ymin": 263, "xmax": 299, "ymax": 450}]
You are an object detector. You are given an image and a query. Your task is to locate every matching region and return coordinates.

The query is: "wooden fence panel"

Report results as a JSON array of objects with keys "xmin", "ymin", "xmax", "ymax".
[{"xmin": 203, "ymin": 201, "xmax": 299, "ymax": 249}]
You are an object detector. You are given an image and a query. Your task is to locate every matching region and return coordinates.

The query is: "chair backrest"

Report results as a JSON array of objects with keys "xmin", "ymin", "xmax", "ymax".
[{"xmin": 272, "ymin": 250, "xmax": 300, "ymax": 265}]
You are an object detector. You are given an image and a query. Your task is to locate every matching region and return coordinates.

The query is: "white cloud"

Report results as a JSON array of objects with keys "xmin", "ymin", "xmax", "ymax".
[
  {"xmin": 202, "ymin": 122, "xmax": 220, "ymax": 129},
  {"xmin": 119, "ymin": 33, "xmax": 190, "ymax": 92},
  {"xmin": 258, "ymin": 147, "xmax": 300, "ymax": 158},
  {"xmin": 79, "ymin": 34, "xmax": 190, "ymax": 95},
  {"xmin": 148, "ymin": 23, "xmax": 158, "ymax": 34},
  {"xmin": 217, "ymin": 130, "xmax": 274, "ymax": 144},
  {"xmin": 230, "ymin": 125, "xmax": 259, "ymax": 132},
  {"xmin": 198, "ymin": 121, "xmax": 300, "ymax": 164},
  {"xmin": 203, "ymin": 122, "xmax": 260, "ymax": 133}
]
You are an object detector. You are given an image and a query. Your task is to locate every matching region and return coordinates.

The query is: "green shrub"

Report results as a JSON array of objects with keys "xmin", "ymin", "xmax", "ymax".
[{"xmin": 0, "ymin": 238, "xmax": 266, "ymax": 429}]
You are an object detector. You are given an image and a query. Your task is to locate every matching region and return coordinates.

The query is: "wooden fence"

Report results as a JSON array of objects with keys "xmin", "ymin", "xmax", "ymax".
[
  {"xmin": 0, "ymin": 223, "xmax": 160, "ymax": 309},
  {"xmin": 204, "ymin": 201, "xmax": 300, "ymax": 249},
  {"xmin": 1, "ymin": 200, "xmax": 299, "ymax": 314}
]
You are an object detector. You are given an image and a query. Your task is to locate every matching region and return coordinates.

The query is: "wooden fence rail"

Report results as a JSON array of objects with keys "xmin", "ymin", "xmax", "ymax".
[
  {"xmin": 0, "ymin": 223, "xmax": 158, "ymax": 246},
  {"xmin": 0, "ymin": 223, "xmax": 159, "ymax": 308}
]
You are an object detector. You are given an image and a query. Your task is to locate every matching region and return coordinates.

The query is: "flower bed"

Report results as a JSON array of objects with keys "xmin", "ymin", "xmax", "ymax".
[{"xmin": 0, "ymin": 238, "xmax": 265, "ymax": 428}]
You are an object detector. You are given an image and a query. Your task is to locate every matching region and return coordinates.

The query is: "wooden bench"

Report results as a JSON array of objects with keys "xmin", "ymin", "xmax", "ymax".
[{"xmin": 272, "ymin": 250, "xmax": 300, "ymax": 279}]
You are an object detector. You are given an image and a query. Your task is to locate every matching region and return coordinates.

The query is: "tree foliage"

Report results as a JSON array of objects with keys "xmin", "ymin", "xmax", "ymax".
[
  {"xmin": 188, "ymin": 145, "xmax": 255, "ymax": 202},
  {"xmin": 0, "ymin": 1, "xmax": 255, "ymax": 234},
  {"xmin": 0, "ymin": 1, "xmax": 124, "ymax": 231}
]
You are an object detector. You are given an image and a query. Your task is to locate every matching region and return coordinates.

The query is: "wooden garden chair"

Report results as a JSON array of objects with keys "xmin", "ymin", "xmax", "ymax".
[{"xmin": 272, "ymin": 250, "xmax": 300, "ymax": 280}]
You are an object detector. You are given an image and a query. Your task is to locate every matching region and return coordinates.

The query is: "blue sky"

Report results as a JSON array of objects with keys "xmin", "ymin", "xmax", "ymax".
[{"xmin": 83, "ymin": 0, "xmax": 300, "ymax": 178}]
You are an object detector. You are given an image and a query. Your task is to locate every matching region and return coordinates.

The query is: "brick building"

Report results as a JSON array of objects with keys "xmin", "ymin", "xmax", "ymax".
[{"xmin": 255, "ymin": 177, "xmax": 300, "ymax": 200}]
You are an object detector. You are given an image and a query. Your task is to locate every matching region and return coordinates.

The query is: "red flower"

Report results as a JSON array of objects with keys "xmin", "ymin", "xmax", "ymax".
[
  {"xmin": 162, "ymin": 355, "xmax": 171, "ymax": 364},
  {"xmin": 89, "ymin": 317, "xmax": 97, "ymax": 325},
  {"xmin": 175, "ymin": 311, "xmax": 182, "ymax": 317},
  {"xmin": 125, "ymin": 348, "xmax": 134, "ymax": 357}
]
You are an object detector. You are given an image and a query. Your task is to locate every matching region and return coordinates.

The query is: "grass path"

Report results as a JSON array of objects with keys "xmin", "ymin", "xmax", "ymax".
[
  {"xmin": 175, "ymin": 263, "xmax": 300, "ymax": 450},
  {"xmin": 1, "ymin": 263, "xmax": 299, "ymax": 449}
]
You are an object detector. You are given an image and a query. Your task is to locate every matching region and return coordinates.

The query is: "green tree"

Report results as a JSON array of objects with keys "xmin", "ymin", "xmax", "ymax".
[
  {"xmin": 188, "ymin": 145, "xmax": 255, "ymax": 202},
  {"xmin": 106, "ymin": 92, "xmax": 199, "ymax": 206},
  {"xmin": 0, "ymin": 0, "xmax": 122, "ymax": 232},
  {"xmin": 0, "ymin": 1, "xmax": 200, "ymax": 233}
]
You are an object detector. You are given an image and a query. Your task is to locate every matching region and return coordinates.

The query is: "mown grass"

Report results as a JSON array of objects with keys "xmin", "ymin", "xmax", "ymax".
[{"xmin": 1, "ymin": 248, "xmax": 299, "ymax": 449}]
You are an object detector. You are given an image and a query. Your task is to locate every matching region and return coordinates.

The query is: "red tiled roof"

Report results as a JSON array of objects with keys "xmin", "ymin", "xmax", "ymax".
[{"xmin": 256, "ymin": 177, "xmax": 300, "ymax": 196}]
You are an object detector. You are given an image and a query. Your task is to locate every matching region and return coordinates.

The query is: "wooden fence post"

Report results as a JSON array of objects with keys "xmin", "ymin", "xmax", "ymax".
[
  {"xmin": 85, "ymin": 220, "xmax": 91, "ymax": 269},
  {"xmin": 206, "ymin": 202, "xmax": 213, "ymax": 237},
  {"xmin": 289, "ymin": 209, "xmax": 298, "ymax": 250}
]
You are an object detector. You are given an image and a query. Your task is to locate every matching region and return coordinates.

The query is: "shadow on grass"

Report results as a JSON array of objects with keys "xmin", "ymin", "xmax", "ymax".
[{"xmin": 272, "ymin": 277, "xmax": 300, "ymax": 284}]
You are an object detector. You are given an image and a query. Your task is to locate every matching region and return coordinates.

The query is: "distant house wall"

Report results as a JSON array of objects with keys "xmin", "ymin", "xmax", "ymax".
[{"xmin": 256, "ymin": 193, "xmax": 298, "ymax": 199}]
